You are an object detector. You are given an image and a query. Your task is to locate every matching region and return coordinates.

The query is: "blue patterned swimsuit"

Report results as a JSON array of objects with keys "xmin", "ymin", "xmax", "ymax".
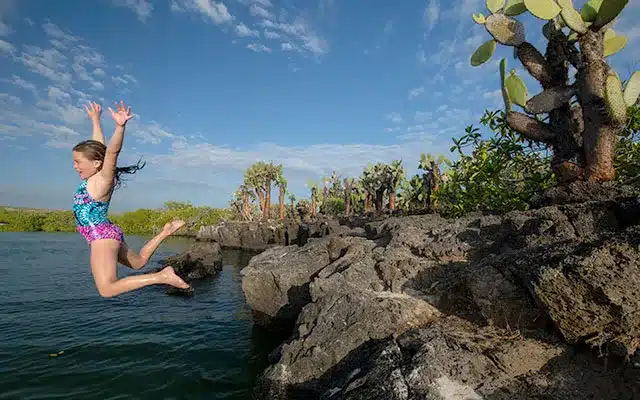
[{"xmin": 73, "ymin": 180, "xmax": 124, "ymax": 243}]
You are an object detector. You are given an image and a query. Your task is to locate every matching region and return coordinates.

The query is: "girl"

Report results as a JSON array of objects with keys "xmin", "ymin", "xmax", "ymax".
[{"xmin": 72, "ymin": 100, "xmax": 190, "ymax": 297}]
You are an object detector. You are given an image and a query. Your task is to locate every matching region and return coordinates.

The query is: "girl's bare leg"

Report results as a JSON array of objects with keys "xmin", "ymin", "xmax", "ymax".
[
  {"xmin": 91, "ymin": 239, "xmax": 189, "ymax": 298},
  {"xmin": 118, "ymin": 220, "xmax": 185, "ymax": 270}
]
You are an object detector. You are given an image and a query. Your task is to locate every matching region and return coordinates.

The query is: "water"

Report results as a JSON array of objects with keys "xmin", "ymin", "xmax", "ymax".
[{"xmin": 0, "ymin": 232, "xmax": 277, "ymax": 399}]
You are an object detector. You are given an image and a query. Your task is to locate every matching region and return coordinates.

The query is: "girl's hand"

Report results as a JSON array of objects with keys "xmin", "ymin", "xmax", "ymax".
[
  {"xmin": 108, "ymin": 101, "xmax": 135, "ymax": 127},
  {"xmin": 85, "ymin": 101, "xmax": 102, "ymax": 121}
]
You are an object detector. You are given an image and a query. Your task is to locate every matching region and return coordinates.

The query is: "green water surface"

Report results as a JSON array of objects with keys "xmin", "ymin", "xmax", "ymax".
[{"xmin": 0, "ymin": 232, "xmax": 275, "ymax": 399}]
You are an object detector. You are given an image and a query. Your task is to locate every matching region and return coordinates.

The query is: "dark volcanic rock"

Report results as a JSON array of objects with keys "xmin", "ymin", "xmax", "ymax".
[
  {"xmin": 161, "ymin": 241, "xmax": 222, "ymax": 296},
  {"xmin": 196, "ymin": 220, "xmax": 298, "ymax": 250},
  {"xmin": 241, "ymin": 183, "xmax": 640, "ymax": 399},
  {"xmin": 195, "ymin": 217, "xmax": 350, "ymax": 251}
]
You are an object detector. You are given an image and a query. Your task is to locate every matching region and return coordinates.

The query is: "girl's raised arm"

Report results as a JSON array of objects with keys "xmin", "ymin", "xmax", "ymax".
[
  {"xmin": 85, "ymin": 101, "xmax": 105, "ymax": 144},
  {"xmin": 99, "ymin": 101, "xmax": 135, "ymax": 184}
]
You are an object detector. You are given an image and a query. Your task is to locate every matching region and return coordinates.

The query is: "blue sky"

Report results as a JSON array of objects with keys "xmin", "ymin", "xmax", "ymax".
[{"xmin": 1, "ymin": 0, "xmax": 639, "ymax": 211}]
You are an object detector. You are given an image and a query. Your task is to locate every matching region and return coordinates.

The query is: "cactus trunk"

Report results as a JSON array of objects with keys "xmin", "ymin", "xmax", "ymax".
[
  {"xmin": 344, "ymin": 180, "xmax": 352, "ymax": 216},
  {"xmin": 263, "ymin": 177, "xmax": 271, "ymax": 219},
  {"xmin": 279, "ymin": 183, "xmax": 285, "ymax": 220},
  {"xmin": 242, "ymin": 190, "xmax": 249, "ymax": 220},
  {"xmin": 374, "ymin": 189, "xmax": 385, "ymax": 211},
  {"xmin": 579, "ymin": 29, "xmax": 618, "ymax": 181}
]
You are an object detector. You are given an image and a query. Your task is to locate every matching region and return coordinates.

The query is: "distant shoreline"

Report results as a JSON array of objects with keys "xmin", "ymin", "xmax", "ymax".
[{"xmin": 0, "ymin": 202, "xmax": 230, "ymax": 236}]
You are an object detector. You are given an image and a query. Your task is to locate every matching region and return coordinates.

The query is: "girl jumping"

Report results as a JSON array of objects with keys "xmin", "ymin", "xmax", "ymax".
[{"xmin": 72, "ymin": 100, "xmax": 190, "ymax": 297}]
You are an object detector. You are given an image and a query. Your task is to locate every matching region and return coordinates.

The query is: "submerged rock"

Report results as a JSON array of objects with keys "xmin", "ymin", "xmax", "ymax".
[{"xmin": 241, "ymin": 182, "xmax": 640, "ymax": 399}]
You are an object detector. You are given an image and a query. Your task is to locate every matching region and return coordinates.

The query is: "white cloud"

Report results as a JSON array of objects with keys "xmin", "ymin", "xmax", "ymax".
[
  {"xmin": 235, "ymin": 22, "xmax": 258, "ymax": 37},
  {"xmin": 385, "ymin": 112, "xmax": 403, "ymax": 124},
  {"xmin": 0, "ymin": 20, "xmax": 10, "ymax": 36},
  {"xmin": 0, "ymin": 22, "xmax": 141, "ymax": 148},
  {"xmin": 408, "ymin": 86, "xmax": 424, "ymax": 100},
  {"xmin": 112, "ymin": 0, "xmax": 153, "ymax": 22},
  {"xmin": 172, "ymin": 0, "xmax": 329, "ymax": 58},
  {"xmin": 247, "ymin": 43, "xmax": 271, "ymax": 53},
  {"xmin": 171, "ymin": 0, "xmax": 233, "ymax": 25},
  {"xmin": 250, "ymin": 4, "xmax": 274, "ymax": 19},
  {"xmin": 424, "ymin": 0, "xmax": 440, "ymax": 29},
  {"xmin": 258, "ymin": 18, "xmax": 329, "ymax": 56},
  {"xmin": 0, "ymin": 38, "xmax": 15, "ymax": 55},
  {"xmin": 0, "ymin": 93, "xmax": 21, "ymax": 105}
]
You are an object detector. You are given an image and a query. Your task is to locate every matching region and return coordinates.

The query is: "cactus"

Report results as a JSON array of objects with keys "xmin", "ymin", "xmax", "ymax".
[
  {"xmin": 525, "ymin": 86, "xmax": 575, "ymax": 114},
  {"xmin": 605, "ymin": 71, "xmax": 627, "ymax": 125},
  {"xmin": 623, "ymin": 71, "xmax": 640, "ymax": 107},
  {"xmin": 504, "ymin": 0, "xmax": 526, "ymax": 16},
  {"xmin": 603, "ymin": 33, "xmax": 627, "ymax": 57},
  {"xmin": 485, "ymin": 14, "xmax": 525, "ymax": 46},
  {"xmin": 524, "ymin": 0, "xmax": 561, "ymax": 20},
  {"xmin": 580, "ymin": 0, "xmax": 602, "ymax": 22},
  {"xmin": 593, "ymin": 0, "xmax": 628, "ymax": 28},
  {"xmin": 470, "ymin": 0, "xmax": 633, "ymax": 183},
  {"xmin": 500, "ymin": 59, "xmax": 512, "ymax": 112},
  {"xmin": 471, "ymin": 39, "xmax": 496, "ymax": 66},
  {"xmin": 486, "ymin": 0, "xmax": 506, "ymax": 14},
  {"xmin": 557, "ymin": 0, "xmax": 587, "ymax": 34},
  {"xmin": 504, "ymin": 70, "xmax": 527, "ymax": 107},
  {"xmin": 472, "ymin": 13, "xmax": 486, "ymax": 24}
]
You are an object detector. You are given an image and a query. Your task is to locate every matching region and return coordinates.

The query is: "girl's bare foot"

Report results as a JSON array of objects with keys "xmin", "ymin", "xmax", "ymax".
[
  {"xmin": 162, "ymin": 220, "xmax": 185, "ymax": 236},
  {"xmin": 159, "ymin": 266, "xmax": 190, "ymax": 289}
]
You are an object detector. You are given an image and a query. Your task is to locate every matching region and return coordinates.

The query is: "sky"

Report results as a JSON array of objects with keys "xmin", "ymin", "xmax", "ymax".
[{"xmin": 1, "ymin": 0, "xmax": 639, "ymax": 212}]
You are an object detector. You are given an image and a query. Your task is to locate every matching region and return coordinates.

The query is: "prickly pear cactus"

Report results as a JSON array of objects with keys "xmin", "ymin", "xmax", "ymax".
[{"xmin": 468, "ymin": 0, "xmax": 636, "ymax": 183}]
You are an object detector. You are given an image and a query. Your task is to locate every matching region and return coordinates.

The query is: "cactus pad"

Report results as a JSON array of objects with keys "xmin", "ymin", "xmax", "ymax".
[
  {"xmin": 505, "ymin": 70, "xmax": 528, "ymax": 108},
  {"xmin": 485, "ymin": 13, "xmax": 525, "ymax": 46},
  {"xmin": 486, "ymin": 0, "xmax": 506, "ymax": 13},
  {"xmin": 525, "ymin": 86, "xmax": 575, "ymax": 114},
  {"xmin": 471, "ymin": 39, "xmax": 497, "ymax": 66},
  {"xmin": 603, "ymin": 34, "xmax": 627, "ymax": 57},
  {"xmin": 473, "ymin": 13, "xmax": 486, "ymax": 24},
  {"xmin": 623, "ymin": 71, "xmax": 640, "ymax": 107},
  {"xmin": 558, "ymin": 0, "xmax": 587, "ymax": 34},
  {"xmin": 580, "ymin": 0, "xmax": 602, "ymax": 22},
  {"xmin": 594, "ymin": 0, "xmax": 628, "ymax": 28},
  {"xmin": 500, "ymin": 58, "xmax": 512, "ymax": 112},
  {"xmin": 504, "ymin": 0, "xmax": 527, "ymax": 16},
  {"xmin": 604, "ymin": 71, "xmax": 628, "ymax": 125},
  {"xmin": 524, "ymin": 0, "xmax": 561, "ymax": 20}
]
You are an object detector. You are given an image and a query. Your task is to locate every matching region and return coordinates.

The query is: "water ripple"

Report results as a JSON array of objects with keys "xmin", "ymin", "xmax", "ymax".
[{"xmin": 0, "ymin": 232, "xmax": 274, "ymax": 399}]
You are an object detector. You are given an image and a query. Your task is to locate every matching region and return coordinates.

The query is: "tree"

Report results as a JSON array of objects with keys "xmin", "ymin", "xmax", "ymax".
[
  {"xmin": 470, "ymin": 0, "xmax": 639, "ymax": 183},
  {"xmin": 386, "ymin": 160, "xmax": 406, "ymax": 210},
  {"xmin": 278, "ymin": 177, "xmax": 287, "ymax": 220}
]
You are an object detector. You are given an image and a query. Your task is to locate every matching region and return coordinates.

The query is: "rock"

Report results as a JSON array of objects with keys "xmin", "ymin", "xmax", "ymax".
[
  {"xmin": 493, "ymin": 227, "xmax": 640, "ymax": 356},
  {"xmin": 196, "ymin": 220, "xmax": 296, "ymax": 250},
  {"xmin": 164, "ymin": 241, "xmax": 223, "ymax": 280},
  {"xmin": 158, "ymin": 241, "xmax": 222, "ymax": 296},
  {"xmin": 255, "ymin": 291, "xmax": 440, "ymax": 399},
  {"xmin": 195, "ymin": 218, "xmax": 346, "ymax": 251},
  {"xmin": 243, "ymin": 185, "xmax": 640, "ymax": 399},
  {"xmin": 240, "ymin": 238, "xmax": 332, "ymax": 327}
]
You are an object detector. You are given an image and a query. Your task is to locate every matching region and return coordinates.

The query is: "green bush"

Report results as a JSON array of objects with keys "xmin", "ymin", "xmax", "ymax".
[{"xmin": 0, "ymin": 201, "xmax": 231, "ymax": 236}]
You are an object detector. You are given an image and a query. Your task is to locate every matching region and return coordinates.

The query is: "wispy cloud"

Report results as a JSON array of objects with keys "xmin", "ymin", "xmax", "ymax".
[
  {"xmin": 112, "ymin": 0, "xmax": 153, "ymax": 22},
  {"xmin": 171, "ymin": 0, "xmax": 329, "ymax": 59},
  {"xmin": 364, "ymin": 19, "xmax": 394, "ymax": 54},
  {"xmin": 424, "ymin": 0, "xmax": 440, "ymax": 34},
  {"xmin": 408, "ymin": 86, "xmax": 424, "ymax": 100},
  {"xmin": 0, "ymin": 22, "xmax": 141, "ymax": 148}
]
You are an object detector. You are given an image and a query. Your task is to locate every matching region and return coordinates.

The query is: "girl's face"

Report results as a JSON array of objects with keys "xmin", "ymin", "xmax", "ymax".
[{"xmin": 72, "ymin": 151, "xmax": 102, "ymax": 179}]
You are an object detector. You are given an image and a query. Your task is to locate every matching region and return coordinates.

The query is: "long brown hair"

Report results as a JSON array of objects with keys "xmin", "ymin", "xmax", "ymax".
[{"xmin": 73, "ymin": 140, "xmax": 145, "ymax": 188}]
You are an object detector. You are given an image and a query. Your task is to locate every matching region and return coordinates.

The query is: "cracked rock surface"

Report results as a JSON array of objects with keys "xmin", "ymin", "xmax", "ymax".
[{"xmin": 241, "ymin": 182, "xmax": 640, "ymax": 399}]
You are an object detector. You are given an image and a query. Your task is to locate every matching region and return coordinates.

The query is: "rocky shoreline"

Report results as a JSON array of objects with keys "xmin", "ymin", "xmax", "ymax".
[{"xmin": 164, "ymin": 182, "xmax": 640, "ymax": 398}]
